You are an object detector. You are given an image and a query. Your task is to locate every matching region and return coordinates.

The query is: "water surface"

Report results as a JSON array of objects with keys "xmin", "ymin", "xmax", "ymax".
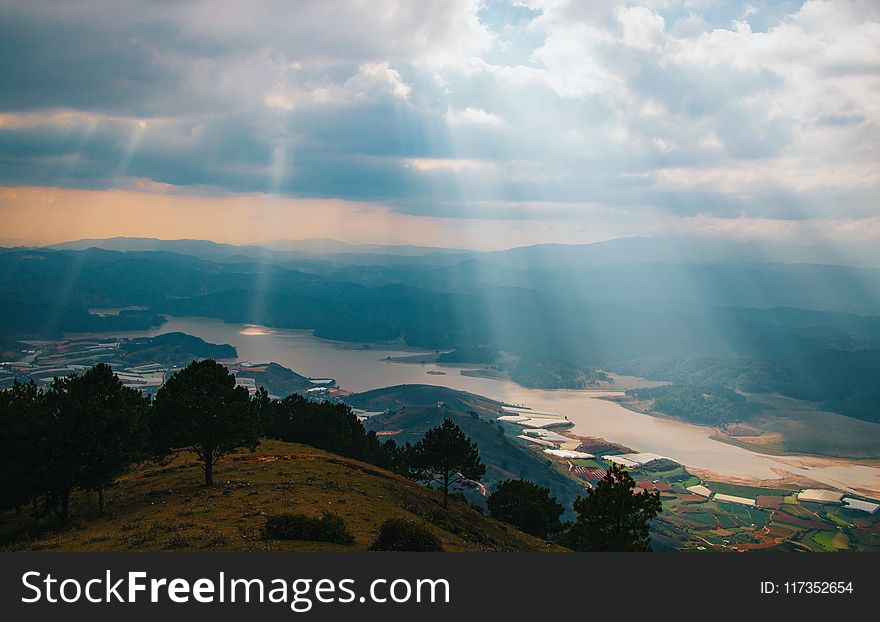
[{"xmin": 71, "ymin": 316, "xmax": 880, "ymax": 495}]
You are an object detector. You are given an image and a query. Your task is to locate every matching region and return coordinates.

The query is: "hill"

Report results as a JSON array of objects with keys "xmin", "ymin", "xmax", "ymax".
[
  {"xmin": 347, "ymin": 385, "xmax": 585, "ymax": 510},
  {"xmin": 233, "ymin": 362, "xmax": 326, "ymax": 397},
  {"xmin": 1, "ymin": 440, "xmax": 560, "ymax": 552},
  {"xmin": 120, "ymin": 332, "xmax": 236, "ymax": 365}
]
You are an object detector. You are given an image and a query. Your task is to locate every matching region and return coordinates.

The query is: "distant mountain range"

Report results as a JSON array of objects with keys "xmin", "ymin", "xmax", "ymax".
[
  {"xmin": 47, "ymin": 237, "xmax": 468, "ymax": 264},
  {"xmin": 45, "ymin": 235, "xmax": 880, "ymax": 268}
]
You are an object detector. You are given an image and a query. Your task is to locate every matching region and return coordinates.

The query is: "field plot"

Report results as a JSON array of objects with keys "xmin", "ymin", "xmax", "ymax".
[{"xmin": 707, "ymin": 481, "xmax": 796, "ymax": 499}]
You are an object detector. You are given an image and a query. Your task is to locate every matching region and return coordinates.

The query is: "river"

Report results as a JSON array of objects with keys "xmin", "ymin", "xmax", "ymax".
[{"xmin": 72, "ymin": 316, "xmax": 880, "ymax": 496}]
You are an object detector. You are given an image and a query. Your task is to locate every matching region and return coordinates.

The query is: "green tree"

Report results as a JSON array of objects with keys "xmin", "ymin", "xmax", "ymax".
[
  {"xmin": 408, "ymin": 418, "xmax": 485, "ymax": 508},
  {"xmin": 48, "ymin": 364, "xmax": 150, "ymax": 515},
  {"xmin": 153, "ymin": 359, "xmax": 258, "ymax": 485},
  {"xmin": 487, "ymin": 479, "xmax": 564, "ymax": 539},
  {"xmin": 0, "ymin": 381, "xmax": 45, "ymax": 513},
  {"xmin": 566, "ymin": 463, "xmax": 662, "ymax": 551}
]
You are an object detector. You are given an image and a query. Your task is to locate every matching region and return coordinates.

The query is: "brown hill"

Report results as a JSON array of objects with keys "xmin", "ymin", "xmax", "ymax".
[{"xmin": 3, "ymin": 440, "xmax": 562, "ymax": 552}]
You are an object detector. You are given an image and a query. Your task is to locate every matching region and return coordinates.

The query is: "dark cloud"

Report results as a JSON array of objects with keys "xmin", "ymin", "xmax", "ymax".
[{"xmin": 0, "ymin": 0, "xmax": 877, "ymax": 229}]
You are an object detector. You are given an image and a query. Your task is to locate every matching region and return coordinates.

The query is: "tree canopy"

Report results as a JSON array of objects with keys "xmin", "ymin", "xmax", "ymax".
[
  {"xmin": 47, "ymin": 364, "xmax": 149, "ymax": 515},
  {"xmin": 153, "ymin": 359, "xmax": 258, "ymax": 485},
  {"xmin": 0, "ymin": 365, "xmax": 149, "ymax": 522},
  {"xmin": 0, "ymin": 381, "xmax": 45, "ymax": 513},
  {"xmin": 566, "ymin": 463, "xmax": 662, "ymax": 552},
  {"xmin": 408, "ymin": 417, "xmax": 485, "ymax": 507},
  {"xmin": 488, "ymin": 479, "xmax": 564, "ymax": 539}
]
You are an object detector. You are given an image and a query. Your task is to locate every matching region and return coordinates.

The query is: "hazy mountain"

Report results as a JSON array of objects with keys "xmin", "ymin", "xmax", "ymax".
[
  {"xmin": 483, "ymin": 236, "xmax": 880, "ymax": 269},
  {"xmin": 263, "ymin": 238, "xmax": 467, "ymax": 256},
  {"xmin": 48, "ymin": 237, "xmax": 469, "ymax": 263}
]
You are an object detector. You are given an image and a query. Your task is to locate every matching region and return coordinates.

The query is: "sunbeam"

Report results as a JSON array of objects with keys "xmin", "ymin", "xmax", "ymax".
[{"xmin": 2, "ymin": 0, "xmax": 880, "ymax": 562}]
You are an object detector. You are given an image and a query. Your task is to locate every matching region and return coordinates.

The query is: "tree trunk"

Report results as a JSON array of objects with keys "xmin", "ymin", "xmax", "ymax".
[
  {"xmin": 97, "ymin": 485, "xmax": 105, "ymax": 516},
  {"xmin": 205, "ymin": 451, "xmax": 214, "ymax": 486},
  {"xmin": 443, "ymin": 470, "xmax": 449, "ymax": 508}
]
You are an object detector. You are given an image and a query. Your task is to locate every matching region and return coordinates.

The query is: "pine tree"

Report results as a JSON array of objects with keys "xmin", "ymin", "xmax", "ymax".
[
  {"xmin": 408, "ymin": 418, "xmax": 485, "ymax": 507},
  {"xmin": 566, "ymin": 463, "xmax": 662, "ymax": 551},
  {"xmin": 152, "ymin": 359, "xmax": 258, "ymax": 485}
]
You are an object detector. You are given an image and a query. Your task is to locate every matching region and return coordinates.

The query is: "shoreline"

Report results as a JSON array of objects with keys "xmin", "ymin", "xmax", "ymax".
[
  {"xmin": 64, "ymin": 317, "xmax": 880, "ymax": 498},
  {"xmin": 590, "ymin": 393, "xmax": 880, "ymax": 497}
]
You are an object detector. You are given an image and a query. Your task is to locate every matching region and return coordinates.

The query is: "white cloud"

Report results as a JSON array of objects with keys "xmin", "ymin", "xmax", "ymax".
[
  {"xmin": 348, "ymin": 62, "xmax": 411, "ymax": 100},
  {"xmin": 2, "ymin": 0, "xmax": 880, "ymax": 242},
  {"xmin": 446, "ymin": 106, "xmax": 505, "ymax": 127},
  {"xmin": 405, "ymin": 158, "xmax": 496, "ymax": 172},
  {"xmin": 618, "ymin": 6, "xmax": 666, "ymax": 51}
]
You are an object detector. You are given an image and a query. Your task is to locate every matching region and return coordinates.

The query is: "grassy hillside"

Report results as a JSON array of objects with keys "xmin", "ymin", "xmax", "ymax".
[{"xmin": 1, "ymin": 440, "xmax": 561, "ymax": 552}]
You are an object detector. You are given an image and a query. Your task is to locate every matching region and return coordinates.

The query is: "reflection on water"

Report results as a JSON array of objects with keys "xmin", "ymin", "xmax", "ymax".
[
  {"xmin": 239, "ymin": 325, "xmax": 273, "ymax": 336},
  {"xmin": 70, "ymin": 316, "xmax": 880, "ymax": 495}
]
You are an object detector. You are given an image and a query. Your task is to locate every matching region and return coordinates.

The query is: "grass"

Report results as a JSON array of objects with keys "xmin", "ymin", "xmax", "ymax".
[
  {"xmin": 571, "ymin": 459, "xmax": 603, "ymax": 468},
  {"xmin": 728, "ymin": 393, "xmax": 880, "ymax": 460},
  {"xmin": 681, "ymin": 476, "xmax": 701, "ymax": 489},
  {"xmin": 706, "ymin": 481, "xmax": 796, "ymax": 500},
  {"xmin": 825, "ymin": 510, "xmax": 852, "ymax": 528},
  {"xmin": 811, "ymin": 530, "xmax": 849, "ymax": 551},
  {"xmin": 1, "ymin": 440, "xmax": 562, "ymax": 552},
  {"xmin": 646, "ymin": 466, "xmax": 687, "ymax": 480}
]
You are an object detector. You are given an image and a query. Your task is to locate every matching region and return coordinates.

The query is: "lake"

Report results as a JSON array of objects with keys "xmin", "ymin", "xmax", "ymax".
[{"xmin": 71, "ymin": 316, "xmax": 880, "ymax": 496}]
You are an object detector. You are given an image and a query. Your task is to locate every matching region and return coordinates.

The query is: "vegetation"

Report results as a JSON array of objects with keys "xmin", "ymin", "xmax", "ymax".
[
  {"xmin": 566, "ymin": 464, "xmax": 662, "ymax": 552},
  {"xmin": 234, "ymin": 362, "xmax": 324, "ymax": 398},
  {"xmin": 370, "ymin": 518, "xmax": 444, "ymax": 552},
  {"xmin": 1, "ymin": 440, "xmax": 560, "ymax": 552},
  {"xmin": 0, "ymin": 365, "xmax": 149, "ymax": 523},
  {"xmin": 263, "ymin": 512, "xmax": 355, "ymax": 545},
  {"xmin": 627, "ymin": 384, "xmax": 760, "ymax": 427},
  {"xmin": 258, "ymin": 390, "xmax": 395, "ymax": 467},
  {"xmin": 352, "ymin": 385, "xmax": 586, "ymax": 509},
  {"xmin": 0, "ymin": 381, "xmax": 43, "ymax": 513},
  {"xmin": 613, "ymin": 352, "xmax": 880, "ymax": 425},
  {"xmin": 504, "ymin": 358, "xmax": 610, "ymax": 390},
  {"xmin": 436, "ymin": 345, "xmax": 498, "ymax": 364},
  {"xmin": 120, "ymin": 332, "xmax": 235, "ymax": 365},
  {"xmin": 47, "ymin": 364, "xmax": 150, "ymax": 516},
  {"xmin": 152, "ymin": 359, "xmax": 259, "ymax": 485},
  {"xmin": 408, "ymin": 418, "xmax": 485, "ymax": 508},
  {"xmin": 705, "ymin": 481, "xmax": 795, "ymax": 500},
  {"xmin": 487, "ymin": 479, "xmax": 564, "ymax": 539},
  {"xmin": 721, "ymin": 393, "xmax": 880, "ymax": 459}
]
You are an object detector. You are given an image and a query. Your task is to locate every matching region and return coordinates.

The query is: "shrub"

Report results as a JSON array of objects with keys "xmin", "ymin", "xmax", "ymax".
[
  {"xmin": 370, "ymin": 518, "xmax": 443, "ymax": 552},
  {"xmin": 262, "ymin": 512, "xmax": 355, "ymax": 545}
]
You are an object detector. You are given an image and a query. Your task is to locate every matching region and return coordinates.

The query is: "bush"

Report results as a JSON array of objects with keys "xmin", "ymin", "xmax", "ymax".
[
  {"xmin": 370, "ymin": 518, "xmax": 443, "ymax": 552},
  {"xmin": 262, "ymin": 512, "xmax": 355, "ymax": 545}
]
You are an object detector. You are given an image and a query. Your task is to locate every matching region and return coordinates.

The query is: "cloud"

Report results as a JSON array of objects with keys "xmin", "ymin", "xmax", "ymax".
[
  {"xmin": 446, "ymin": 106, "xmax": 506, "ymax": 127},
  {"xmin": 0, "ymin": 0, "xmax": 878, "ymax": 243}
]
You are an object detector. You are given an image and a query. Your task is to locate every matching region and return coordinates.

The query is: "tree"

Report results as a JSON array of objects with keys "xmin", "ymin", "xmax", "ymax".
[
  {"xmin": 259, "ymin": 392, "xmax": 402, "ymax": 467},
  {"xmin": 0, "ymin": 381, "xmax": 45, "ymax": 513},
  {"xmin": 48, "ymin": 364, "xmax": 149, "ymax": 515},
  {"xmin": 408, "ymin": 418, "xmax": 484, "ymax": 508},
  {"xmin": 566, "ymin": 463, "xmax": 662, "ymax": 552},
  {"xmin": 487, "ymin": 479, "xmax": 564, "ymax": 539},
  {"xmin": 152, "ymin": 359, "xmax": 259, "ymax": 485}
]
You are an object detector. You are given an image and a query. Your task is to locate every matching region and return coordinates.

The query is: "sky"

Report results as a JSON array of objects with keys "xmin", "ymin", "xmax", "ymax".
[{"xmin": 0, "ymin": 0, "xmax": 878, "ymax": 249}]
